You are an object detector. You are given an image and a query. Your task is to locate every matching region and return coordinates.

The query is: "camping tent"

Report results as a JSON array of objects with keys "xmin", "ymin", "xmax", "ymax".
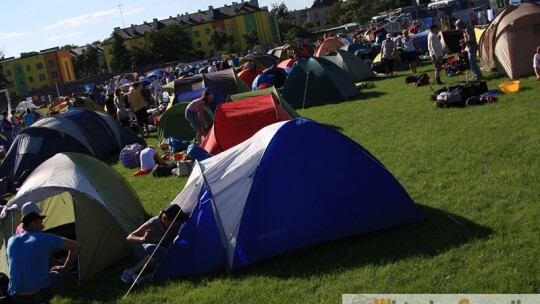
[
  {"xmin": 228, "ymin": 86, "xmax": 301, "ymax": 119},
  {"xmin": 0, "ymin": 109, "xmax": 144, "ymax": 185},
  {"xmin": 314, "ymin": 37, "xmax": 346, "ymax": 57},
  {"xmin": 156, "ymin": 102, "xmax": 214, "ymax": 144},
  {"xmin": 152, "ymin": 118, "xmax": 423, "ymax": 279},
  {"xmin": 282, "ymin": 57, "xmax": 359, "ymax": 109},
  {"xmin": 239, "ymin": 55, "xmax": 279, "ymax": 69},
  {"xmin": 479, "ymin": 2, "xmax": 540, "ymax": 78},
  {"xmin": 15, "ymin": 101, "xmax": 37, "ymax": 113},
  {"xmin": 251, "ymin": 68, "xmax": 288, "ymax": 90},
  {"xmin": 237, "ymin": 68, "xmax": 264, "ymax": 88},
  {"xmin": 323, "ymin": 49, "xmax": 375, "ymax": 82},
  {"xmin": 199, "ymin": 93, "xmax": 293, "ymax": 155},
  {"xmin": 0, "ymin": 153, "xmax": 147, "ymax": 282}
]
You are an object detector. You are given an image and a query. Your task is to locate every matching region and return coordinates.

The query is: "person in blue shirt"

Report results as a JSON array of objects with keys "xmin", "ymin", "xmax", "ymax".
[
  {"xmin": 23, "ymin": 109, "xmax": 35, "ymax": 128},
  {"xmin": 7, "ymin": 202, "xmax": 80, "ymax": 303}
]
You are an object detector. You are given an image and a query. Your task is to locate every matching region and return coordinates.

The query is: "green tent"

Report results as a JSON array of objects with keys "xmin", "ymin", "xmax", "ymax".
[
  {"xmin": 323, "ymin": 49, "xmax": 375, "ymax": 82},
  {"xmin": 0, "ymin": 153, "xmax": 147, "ymax": 282},
  {"xmin": 156, "ymin": 102, "xmax": 214, "ymax": 144},
  {"xmin": 228, "ymin": 86, "xmax": 301, "ymax": 119},
  {"xmin": 282, "ymin": 57, "xmax": 359, "ymax": 109}
]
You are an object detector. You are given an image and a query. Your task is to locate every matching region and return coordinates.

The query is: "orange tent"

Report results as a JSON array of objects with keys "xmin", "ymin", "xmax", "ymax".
[{"xmin": 314, "ymin": 37, "xmax": 346, "ymax": 57}]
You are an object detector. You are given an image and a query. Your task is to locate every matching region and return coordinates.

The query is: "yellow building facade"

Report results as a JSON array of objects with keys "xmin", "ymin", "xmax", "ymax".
[
  {"xmin": 102, "ymin": 1, "xmax": 280, "ymax": 71},
  {"xmin": 1, "ymin": 48, "xmax": 75, "ymax": 98}
]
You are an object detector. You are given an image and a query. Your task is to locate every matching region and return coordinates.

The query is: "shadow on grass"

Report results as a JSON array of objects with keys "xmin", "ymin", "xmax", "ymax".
[
  {"xmin": 359, "ymin": 90, "xmax": 386, "ymax": 99},
  {"xmin": 59, "ymin": 204, "xmax": 493, "ymax": 302},
  {"xmin": 229, "ymin": 204, "xmax": 494, "ymax": 279}
]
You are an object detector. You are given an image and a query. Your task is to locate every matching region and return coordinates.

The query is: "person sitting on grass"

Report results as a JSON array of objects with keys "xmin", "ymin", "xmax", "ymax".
[
  {"xmin": 140, "ymin": 146, "xmax": 168, "ymax": 173},
  {"xmin": 121, "ymin": 204, "xmax": 190, "ymax": 285}
]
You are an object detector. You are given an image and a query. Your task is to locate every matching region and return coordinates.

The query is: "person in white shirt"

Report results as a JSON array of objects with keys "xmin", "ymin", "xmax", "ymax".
[
  {"xmin": 139, "ymin": 146, "xmax": 167, "ymax": 172},
  {"xmin": 428, "ymin": 24, "xmax": 444, "ymax": 85},
  {"xmin": 207, "ymin": 62, "xmax": 217, "ymax": 73}
]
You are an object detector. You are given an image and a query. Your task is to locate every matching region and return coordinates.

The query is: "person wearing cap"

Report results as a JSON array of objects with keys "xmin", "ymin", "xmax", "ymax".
[
  {"xmin": 121, "ymin": 204, "xmax": 190, "ymax": 285},
  {"xmin": 381, "ymin": 33, "xmax": 397, "ymax": 77},
  {"xmin": 455, "ymin": 19, "xmax": 483, "ymax": 81},
  {"xmin": 6, "ymin": 202, "xmax": 80, "ymax": 303},
  {"xmin": 428, "ymin": 24, "xmax": 444, "ymax": 85}
]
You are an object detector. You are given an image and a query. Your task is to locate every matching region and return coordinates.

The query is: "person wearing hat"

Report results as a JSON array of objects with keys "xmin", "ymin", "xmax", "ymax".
[
  {"xmin": 6, "ymin": 202, "xmax": 80, "ymax": 303},
  {"xmin": 381, "ymin": 33, "xmax": 397, "ymax": 77},
  {"xmin": 428, "ymin": 24, "xmax": 444, "ymax": 85},
  {"xmin": 121, "ymin": 204, "xmax": 190, "ymax": 285}
]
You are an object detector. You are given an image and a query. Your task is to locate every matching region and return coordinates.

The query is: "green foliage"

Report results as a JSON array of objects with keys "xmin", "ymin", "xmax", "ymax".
[
  {"xmin": 109, "ymin": 32, "xmax": 132, "ymax": 72},
  {"xmin": 72, "ymin": 44, "xmax": 101, "ymax": 78},
  {"xmin": 147, "ymin": 24, "xmax": 197, "ymax": 62},
  {"xmin": 271, "ymin": 2, "xmax": 289, "ymax": 19},
  {"xmin": 209, "ymin": 30, "xmax": 241, "ymax": 54},
  {"xmin": 60, "ymin": 44, "xmax": 79, "ymax": 50},
  {"xmin": 54, "ymin": 60, "xmax": 540, "ymax": 303},
  {"xmin": 0, "ymin": 50, "xmax": 6, "ymax": 89},
  {"xmin": 242, "ymin": 28, "xmax": 260, "ymax": 47},
  {"xmin": 131, "ymin": 45, "xmax": 156, "ymax": 66}
]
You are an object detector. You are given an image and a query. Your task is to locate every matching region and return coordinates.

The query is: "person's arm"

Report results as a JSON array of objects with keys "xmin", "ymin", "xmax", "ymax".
[
  {"xmin": 51, "ymin": 239, "xmax": 80, "ymax": 272},
  {"xmin": 126, "ymin": 223, "xmax": 152, "ymax": 244},
  {"xmin": 155, "ymin": 151, "xmax": 168, "ymax": 166}
]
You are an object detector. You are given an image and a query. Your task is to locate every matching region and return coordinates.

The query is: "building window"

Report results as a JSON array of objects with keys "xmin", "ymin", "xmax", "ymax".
[
  {"xmin": 19, "ymin": 79, "xmax": 24, "ymax": 86},
  {"xmin": 29, "ymin": 76, "xmax": 34, "ymax": 83},
  {"xmin": 205, "ymin": 28, "xmax": 211, "ymax": 35},
  {"xmin": 26, "ymin": 65, "xmax": 31, "ymax": 72},
  {"xmin": 208, "ymin": 39, "xmax": 213, "ymax": 46},
  {"xmin": 247, "ymin": 19, "xmax": 254, "ymax": 26},
  {"xmin": 194, "ymin": 30, "xmax": 200, "ymax": 37},
  {"xmin": 48, "ymin": 60, "xmax": 55, "ymax": 67},
  {"xmin": 227, "ymin": 24, "xmax": 234, "ymax": 31},
  {"xmin": 16, "ymin": 67, "xmax": 21, "ymax": 74},
  {"xmin": 315, "ymin": 13, "xmax": 319, "ymax": 19},
  {"xmin": 51, "ymin": 71, "xmax": 59, "ymax": 78},
  {"xmin": 215, "ymin": 26, "xmax": 223, "ymax": 32},
  {"xmin": 196, "ymin": 41, "xmax": 202, "ymax": 48},
  {"xmin": 36, "ymin": 62, "xmax": 43, "ymax": 69},
  {"xmin": 4, "ymin": 69, "xmax": 11, "ymax": 77},
  {"xmin": 7, "ymin": 81, "xmax": 14, "ymax": 88},
  {"xmin": 38, "ymin": 74, "xmax": 46, "ymax": 81}
]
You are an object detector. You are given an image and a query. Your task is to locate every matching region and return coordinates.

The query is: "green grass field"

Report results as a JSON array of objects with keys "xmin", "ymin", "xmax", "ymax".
[{"xmin": 51, "ymin": 61, "xmax": 539, "ymax": 303}]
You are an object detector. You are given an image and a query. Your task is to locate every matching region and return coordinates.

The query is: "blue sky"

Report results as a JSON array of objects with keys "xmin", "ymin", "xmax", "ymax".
[{"xmin": 0, "ymin": 0, "xmax": 311, "ymax": 59}]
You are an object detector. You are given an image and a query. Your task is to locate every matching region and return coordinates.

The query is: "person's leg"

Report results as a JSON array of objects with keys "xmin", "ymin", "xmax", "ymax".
[
  {"xmin": 388, "ymin": 59, "xmax": 394, "ymax": 76},
  {"xmin": 467, "ymin": 44, "xmax": 483, "ymax": 79}
]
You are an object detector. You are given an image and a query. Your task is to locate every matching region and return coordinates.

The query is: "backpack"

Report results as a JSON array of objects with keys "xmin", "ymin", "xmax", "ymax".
[
  {"xmin": 152, "ymin": 162, "xmax": 177, "ymax": 177},
  {"xmin": 119, "ymin": 143, "xmax": 144, "ymax": 168},
  {"xmin": 436, "ymin": 86, "xmax": 465, "ymax": 108}
]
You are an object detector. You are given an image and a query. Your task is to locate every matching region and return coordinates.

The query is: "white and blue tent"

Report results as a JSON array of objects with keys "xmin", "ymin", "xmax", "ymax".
[{"xmin": 153, "ymin": 118, "xmax": 422, "ymax": 279}]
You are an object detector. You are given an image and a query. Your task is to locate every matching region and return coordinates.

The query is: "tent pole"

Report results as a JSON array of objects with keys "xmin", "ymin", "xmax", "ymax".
[{"xmin": 302, "ymin": 73, "xmax": 309, "ymax": 109}]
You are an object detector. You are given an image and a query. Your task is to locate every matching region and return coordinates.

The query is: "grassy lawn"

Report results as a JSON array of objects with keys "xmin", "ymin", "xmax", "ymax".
[{"xmin": 54, "ymin": 61, "xmax": 539, "ymax": 303}]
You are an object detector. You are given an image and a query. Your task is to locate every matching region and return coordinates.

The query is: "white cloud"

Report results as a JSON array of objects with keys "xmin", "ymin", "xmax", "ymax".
[
  {"xmin": 0, "ymin": 32, "xmax": 30, "ymax": 39},
  {"xmin": 46, "ymin": 31, "xmax": 84, "ymax": 42},
  {"xmin": 42, "ymin": 7, "xmax": 144, "ymax": 30}
]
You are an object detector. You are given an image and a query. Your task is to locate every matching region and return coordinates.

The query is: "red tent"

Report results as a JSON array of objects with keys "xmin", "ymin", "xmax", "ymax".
[
  {"xmin": 314, "ymin": 37, "xmax": 346, "ymax": 57},
  {"xmin": 278, "ymin": 58, "xmax": 295, "ymax": 69},
  {"xmin": 237, "ymin": 68, "xmax": 263, "ymax": 88},
  {"xmin": 200, "ymin": 94, "xmax": 292, "ymax": 155}
]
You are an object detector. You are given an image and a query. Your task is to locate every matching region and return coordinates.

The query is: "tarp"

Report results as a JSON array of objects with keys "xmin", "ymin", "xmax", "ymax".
[
  {"xmin": 152, "ymin": 118, "xmax": 423, "ymax": 279},
  {"xmin": 282, "ymin": 57, "xmax": 359, "ymax": 109},
  {"xmin": 0, "ymin": 153, "xmax": 147, "ymax": 282},
  {"xmin": 479, "ymin": 2, "xmax": 540, "ymax": 78},
  {"xmin": 200, "ymin": 93, "xmax": 293, "ymax": 155}
]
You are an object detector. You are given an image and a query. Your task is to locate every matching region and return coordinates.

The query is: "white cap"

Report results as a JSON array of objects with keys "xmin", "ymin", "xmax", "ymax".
[{"xmin": 21, "ymin": 202, "xmax": 42, "ymax": 216}]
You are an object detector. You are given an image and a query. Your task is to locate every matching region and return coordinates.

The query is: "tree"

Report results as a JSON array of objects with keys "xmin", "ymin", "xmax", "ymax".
[
  {"xmin": 61, "ymin": 44, "xmax": 79, "ymax": 50},
  {"xmin": 109, "ymin": 31, "xmax": 132, "ymax": 72},
  {"xmin": 148, "ymin": 24, "xmax": 198, "ymax": 62},
  {"xmin": 0, "ymin": 50, "xmax": 7, "ymax": 89},
  {"xmin": 209, "ymin": 30, "xmax": 231, "ymax": 53},
  {"xmin": 131, "ymin": 45, "xmax": 155, "ymax": 67},
  {"xmin": 271, "ymin": 2, "xmax": 289, "ymax": 19},
  {"xmin": 242, "ymin": 28, "xmax": 260, "ymax": 47}
]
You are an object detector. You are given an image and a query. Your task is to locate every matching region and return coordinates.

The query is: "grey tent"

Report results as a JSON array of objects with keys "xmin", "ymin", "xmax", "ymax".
[{"xmin": 323, "ymin": 49, "xmax": 375, "ymax": 82}]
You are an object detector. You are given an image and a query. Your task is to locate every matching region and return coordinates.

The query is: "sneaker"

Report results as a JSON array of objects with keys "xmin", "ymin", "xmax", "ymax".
[
  {"xmin": 121, "ymin": 268, "xmax": 134, "ymax": 284},
  {"xmin": 132, "ymin": 273, "xmax": 145, "ymax": 285}
]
